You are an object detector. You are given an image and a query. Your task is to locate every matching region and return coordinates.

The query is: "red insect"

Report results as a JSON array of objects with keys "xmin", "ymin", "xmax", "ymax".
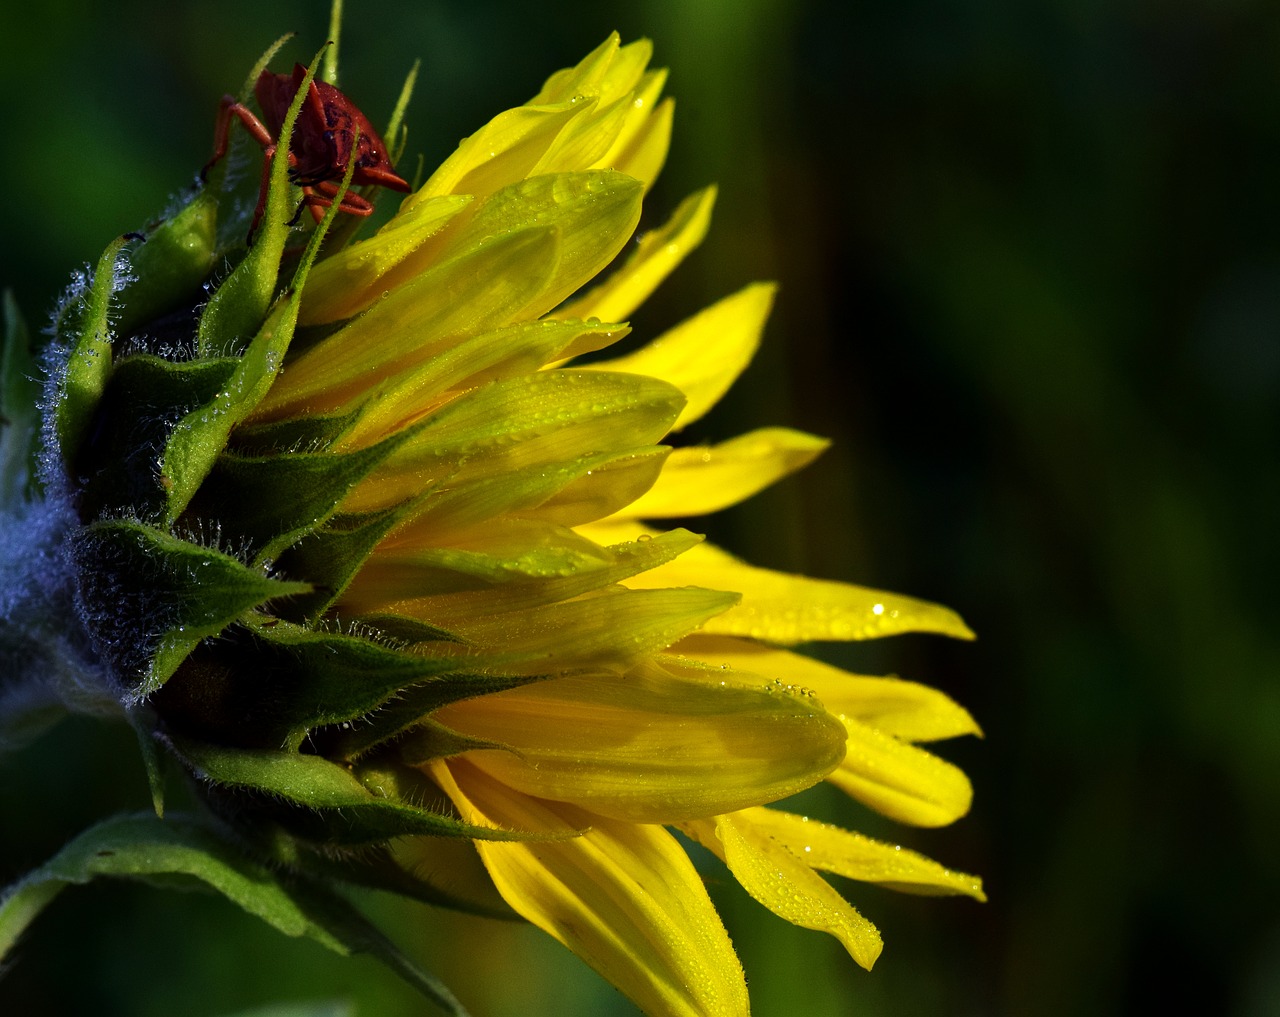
[{"xmin": 202, "ymin": 64, "xmax": 410, "ymax": 235}]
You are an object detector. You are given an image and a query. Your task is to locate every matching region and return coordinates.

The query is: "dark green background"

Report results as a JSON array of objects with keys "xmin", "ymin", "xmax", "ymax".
[{"xmin": 3, "ymin": 1, "xmax": 1278, "ymax": 1015}]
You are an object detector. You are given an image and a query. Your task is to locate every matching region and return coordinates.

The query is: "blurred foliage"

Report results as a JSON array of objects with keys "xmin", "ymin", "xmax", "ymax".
[{"xmin": 3, "ymin": 0, "xmax": 1279, "ymax": 1015}]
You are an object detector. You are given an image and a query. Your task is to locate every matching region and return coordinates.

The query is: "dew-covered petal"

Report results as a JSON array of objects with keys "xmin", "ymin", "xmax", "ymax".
[
  {"xmin": 596, "ymin": 69, "xmax": 670, "ymax": 189},
  {"xmin": 583, "ymin": 283, "xmax": 774, "ymax": 431},
  {"xmin": 612, "ymin": 95, "xmax": 674, "ymax": 191},
  {"xmin": 341, "ymin": 370, "xmax": 684, "ymax": 512},
  {"xmin": 409, "ymin": 102, "xmax": 586, "ymax": 206},
  {"xmin": 725, "ymin": 807, "xmax": 986, "ymax": 900},
  {"xmin": 584, "ymin": 531, "xmax": 975, "ymax": 644},
  {"xmin": 367, "ymin": 446, "xmax": 669, "ymax": 539},
  {"xmin": 433, "ymin": 758, "xmax": 749, "ymax": 1017},
  {"xmin": 440, "ymin": 586, "xmax": 739, "ymax": 675},
  {"xmin": 829, "ymin": 719, "xmax": 973, "ymax": 827},
  {"xmin": 434, "ymin": 656, "xmax": 846, "ymax": 822},
  {"xmin": 298, "ymin": 194, "xmax": 472, "ymax": 325},
  {"xmin": 558, "ymin": 186, "xmax": 716, "ymax": 325},
  {"xmin": 530, "ymin": 93, "xmax": 634, "ymax": 179},
  {"xmin": 528, "ymin": 33, "xmax": 624, "ymax": 104},
  {"xmin": 253, "ymin": 227, "xmax": 562, "ymax": 421},
  {"xmin": 349, "ymin": 517, "xmax": 614, "ymax": 602},
  {"xmin": 683, "ymin": 814, "xmax": 883, "ymax": 970},
  {"xmin": 348, "ymin": 528, "xmax": 703, "ymax": 622},
  {"xmin": 525, "ymin": 446, "xmax": 671, "ymax": 527},
  {"xmin": 434, "ymin": 172, "xmax": 644, "ymax": 318},
  {"xmin": 619, "ymin": 428, "xmax": 829, "ymax": 519},
  {"xmin": 676, "ymin": 635, "xmax": 981, "ymax": 742},
  {"xmin": 337, "ymin": 319, "xmax": 631, "ymax": 449}
]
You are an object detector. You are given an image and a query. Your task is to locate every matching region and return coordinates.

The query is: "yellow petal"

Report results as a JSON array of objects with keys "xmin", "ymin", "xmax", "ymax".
[
  {"xmin": 829, "ymin": 719, "xmax": 973, "ymax": 827},
  {"xmin": 349, "ymin": 529, "xmax": 703, "ymax": 622},
  {"xmin": 434, "ymin": 758, "xmax": 749, "ymax": 1017},
  {"xmin": 529, "ymin": 33, "xmax": 623, "ymax": 104},
  {"xmin": 382, "ymin": 446, "xmax": 668, "ymax": 536},
  {"xmin": 583, "ymin": 282, "xmax": 775, "ymax": 431},
  {"xmin": 254, "ymin": 227, "xmax": 562, "ymax": 421},
  {"xmin": 337, "ymin": 318, "xmax": 631, "ymax": 449},
  {"xmin": 351, "ymin": 517, "xmax": 614, "ymax": 602},
  {"xmin": 728, "ymin": 806, "xmax": 986, "ymax": 900},
  {"xmin": 596, "ymin": 69, "xmax": 670, "ymax": 188},
  {"xmin": 612, "ymin": 95, "xmax": 674, "ymax": 191},
  {"xmin": 341, "ymin": 370, "xmax": 684, "ymax": 512},
  {"xmin": 557, "ymin": 186, "xmax": 717, "ymax": 325},
  {"xmin": 435, "ymin": 655, "xmax": 846, "ymax": 822},
  {"xmin": 298, "ymin": 194, "xmax": 472, "ymax": 325},
  {"xmin": 527, "ymin": 446, "xmax": 671, "ymax": 527},
  {"xmin": 442, "ymin": 586, "xmax": 739, "ymax": 675},
  {"xmin": 597, "ymin": 37, "xmax": 655, "ymax": 103},
  {"xmin": 676, "ymin": 635, "xmax": 982, "ymax": 742},
  {"xmin": 530, "ymin": 92, "xmax": 634, "ymax": 179},
  {"xmin": 683, "ymin": 814, "xmax": 883, "ymax": 970},
  {"xmin": 586, "ymin": 532, "xmax": 975, "ymax": 643},
  {"xmin": 619, "ymin": 428, "xmax": 830, "ymax": 519},
  {"xmin": 436, "ymin": 172, "xmax": 644, "ymax": 319},
  {"xmin": 410, "ymin": 101, "xmax": 585, "ymax": 205}
]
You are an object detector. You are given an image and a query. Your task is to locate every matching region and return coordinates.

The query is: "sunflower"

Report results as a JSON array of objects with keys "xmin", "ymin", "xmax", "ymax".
[{"xmin": 1, "ymin": 31, "xmax": 982, "ymax": 1017}]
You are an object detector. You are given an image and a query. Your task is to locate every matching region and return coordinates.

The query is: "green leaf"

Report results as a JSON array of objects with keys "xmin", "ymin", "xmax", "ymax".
[
  {"xmin": 70, "ymin": 519, "xmax": 310, "ymax": 695},
  {"xmin": 0, "ymin": 812, "xmax": 470, "ymax": 1016},
  {"xmin": 0, "ymin": 812, "xmax": 345, "ymax": 961}
]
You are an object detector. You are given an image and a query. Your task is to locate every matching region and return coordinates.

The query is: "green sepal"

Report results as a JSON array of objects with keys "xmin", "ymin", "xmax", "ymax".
[
  {"xmin": 168, "ymin": 735, "xmax": 545, "ymax": 844},
  {"xmin": 394, "ymin": 719, "xmax": 505, "ymax": 765},
  {"xmin": 274, "ymin": 505, "xmax": 418, "ymax": 621},
  {"xmin": 153, "ymin": 616, "xmax": 536, "ymax": 751},
  {"xmin": 327, "ymin": 684, "xmax": 537, "ymax": 762},
  {"xmin": 53, "ymin": 236, "xmax": 127, "ymax": 470},
  {"xmin": 230, "ymin": 404, "xmax": 364, "ymax": 455},
  {"xmin": 74, "ymin": 353, "xmax": 239, "ymax": 520},
  {"xmin": 194, "ymin": 52, "xmax": 325, "ymax": 359},
  {"xmin": 114, "ymin": 191, "xmax": 220, "ymax": 335},
  {"xmin": 357, "ymin": 613, "xmax": 459, "ymax": 645},
  {"xmin": 184, "ymin": 424, "xmax": 419, "ymax": 562},
  {"xmin": 70, "ymin": 519, "xmax": 310, "ymax": 696},
  {"xmin": 0, "ymin": 812, "xmax": 470, "ymax": 1016},
  {"xmin": 1, "ymin": 290, "xmax": 39, "ymax": 505},
  {"xmin": 166, "ymin": 78, "xmax": 354, "ymax": 525}
]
